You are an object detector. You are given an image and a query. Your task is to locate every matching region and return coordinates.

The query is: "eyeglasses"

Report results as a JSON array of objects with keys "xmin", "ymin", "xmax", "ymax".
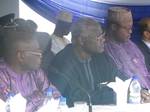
[
  {"xmin": 20, "ymin": 50, "xmax": 42, "ymax": 57},
  {"xmin": 115, "ymin": 23, "xmax": 132, "ymax": 31},
  {"xmin": 25, "ymin": 51, "xmax": 42, "ymax": 57}
]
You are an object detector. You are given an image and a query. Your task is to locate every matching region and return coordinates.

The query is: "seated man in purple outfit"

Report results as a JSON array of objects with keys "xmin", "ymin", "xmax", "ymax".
[
  {"xmin": 0, "ymin": 27, "xmax": 60, "ymax": 112},
  {"xmin": 104, "ymin": 6, "xmax": 150, "ymax": 102}
]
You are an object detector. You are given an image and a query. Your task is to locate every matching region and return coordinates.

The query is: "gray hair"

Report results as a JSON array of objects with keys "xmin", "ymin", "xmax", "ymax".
[
  {"xmin": 107, "ymin": 7, "xmax": 132, "ymax": 24},
  {"xmin": 3, "ymin": 29, "xmax": 36, "ymax": 59},
  {"xmin": 71, "ymin": 17, "xmax": 102, "ymax": 42}
]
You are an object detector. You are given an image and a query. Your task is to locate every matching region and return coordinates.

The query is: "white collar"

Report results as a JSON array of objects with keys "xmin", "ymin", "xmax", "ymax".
[{"xmin": 143, "ymin": 40, "xmax": 150, "ymax": 49}]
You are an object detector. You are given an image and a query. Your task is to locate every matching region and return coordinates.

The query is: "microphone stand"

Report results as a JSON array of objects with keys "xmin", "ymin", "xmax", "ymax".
[
  {"xmin": 78, "ymin": 86, "xmax": 92, "ymax": 112},
  {"xmin": 87, "ymin": 94, "xmax": 92, "ymax": 112},
  {"xmin": 51, "ymin": 67, "xmax": 92, "ymax": 112}
]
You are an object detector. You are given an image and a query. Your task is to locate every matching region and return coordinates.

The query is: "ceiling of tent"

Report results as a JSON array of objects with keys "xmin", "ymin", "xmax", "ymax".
[
  {"xmin": 91, "ymin": 0, "xmax": 150, "ymax": 5},
  {"xmin": 22, "ymin": 0, "xmax": 150, "ymax": 42},
  {"xmin": 22, "ymin": 0, "xmax": 150, "ymax": 24}
]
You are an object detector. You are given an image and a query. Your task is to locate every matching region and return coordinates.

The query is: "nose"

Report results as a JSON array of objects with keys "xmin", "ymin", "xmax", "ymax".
[
  {"xmin": 97, "ymin": 36, "xmax": 105, "ymax": 46},
  {"xmin": 102, "ymin": 37, "xmax": 105, "ymax": 43},
  {"xmin": 38, "ymin": 56, "xmax": 42, "ymax": 64},
  {"xmin": 39, "ymin": 55, "xmax": 43, "ymax": 62},
  {"xmin": 36, "ymin": 53, "xmax": 42, "ymax": 62},
  {"xmin": 39, "ymin": 54, "xmax": 42, "ymax": 58},
  {"xmin": 129, "ymin": 29, "xmax": 132, "ymax": 34}
]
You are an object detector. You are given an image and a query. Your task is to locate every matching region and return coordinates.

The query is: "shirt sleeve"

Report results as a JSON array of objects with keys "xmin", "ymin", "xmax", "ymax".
[{"xmin": 0, "ymin": 70, "xmax": 10, "ymax": 101}]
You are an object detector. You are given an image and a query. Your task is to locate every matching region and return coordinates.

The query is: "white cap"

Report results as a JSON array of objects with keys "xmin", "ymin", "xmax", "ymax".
[{"xmin": 57, "ymin": 11, "xmax": 73, "ymax": 23}]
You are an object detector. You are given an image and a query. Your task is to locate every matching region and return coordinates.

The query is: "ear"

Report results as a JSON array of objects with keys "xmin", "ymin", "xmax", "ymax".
[
  {"xmin": 111, "ymin": 24, "xmax": 117, "ymax": 31},
  {"xmin": 78, "ymin": 36, "xmax": 85, "ymax": 46},
  {"xmin": 73, "ymin": 35, "xmax": 85, "ymax": 46},
  {"xmin": 16, "ymin": 51, "xmax": 24, "ymax": 63}
]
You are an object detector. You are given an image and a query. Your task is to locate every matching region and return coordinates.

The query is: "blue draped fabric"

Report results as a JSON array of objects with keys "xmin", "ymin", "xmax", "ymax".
[{"xmin": 22, "ymin": 0, "xmax": 150, "ymax": 42}]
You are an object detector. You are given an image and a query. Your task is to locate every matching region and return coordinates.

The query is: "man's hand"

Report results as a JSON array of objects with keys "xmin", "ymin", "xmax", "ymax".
[
  {"xmin": 141, "ymin": 89, "xmax": 150, "ymax": 103},
  {"xmin": 49, "ymin": 84, "xmax": 61, "ymax": 99}
]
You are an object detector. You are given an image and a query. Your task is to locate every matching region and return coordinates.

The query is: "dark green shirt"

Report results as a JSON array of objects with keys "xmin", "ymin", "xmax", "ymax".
[{"xmin": 48, "ymin": 44, "xmax": 127, "ymax": 107}]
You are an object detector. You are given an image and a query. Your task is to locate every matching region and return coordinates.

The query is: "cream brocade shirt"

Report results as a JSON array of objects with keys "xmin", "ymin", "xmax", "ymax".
[{"xmin": 51, "ymin": 34, "xmax": 70, "ymax": 54}]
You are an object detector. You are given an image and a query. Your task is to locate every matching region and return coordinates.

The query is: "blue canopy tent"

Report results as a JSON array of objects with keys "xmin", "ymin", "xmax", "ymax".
[{"xmin": 22, "ymin": 0, "xmax": 150, "ymax": 42}]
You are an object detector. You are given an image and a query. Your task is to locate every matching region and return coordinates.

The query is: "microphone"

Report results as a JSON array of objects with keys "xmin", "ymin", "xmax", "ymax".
[
  {"xmin": 50, "ymin": 67, "xmax": 92, "ymax": 112},
  {"xmin": 73, "ymin": 82, "xmax": 92, "ymax": 112}
]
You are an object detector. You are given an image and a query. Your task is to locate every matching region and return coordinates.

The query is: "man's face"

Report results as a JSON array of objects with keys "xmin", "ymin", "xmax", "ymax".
[
  {"xmin": 112, "ymin": 16, "xmax": 133, "ymax": 42},
  {"xmin": 18, "ymin": 39, "xmax": 42, "ymax": 71},
  {"xmin": 57, "ymin": 21, "xmax": 71, "ymax": 35},
  {"xmin": 144, "ymin": 22, "xmax": 150, "ymax": 42},
  {"xmin": 82, "ymin": 25, "xmax": 105, "ymax": 54}
]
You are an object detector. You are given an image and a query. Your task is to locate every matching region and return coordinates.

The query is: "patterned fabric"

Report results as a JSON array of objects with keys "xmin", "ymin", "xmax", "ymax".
[
  {"xmin": 105, "ymin": 39, "xmax": 150, "ymax": 88},
  {"xmin": 51, "ymin": 34, "xmax": 70, "ymax": 54},
  {"xmin": 0, "ymin": 60, "xmax": 49, "ymax": 112}
]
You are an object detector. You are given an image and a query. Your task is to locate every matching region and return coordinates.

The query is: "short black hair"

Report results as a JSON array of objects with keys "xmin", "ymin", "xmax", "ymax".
[
  {"xmin": 14, "ymin": 18, "xmax": 37, "ymax": 32},
  {"xmin": 35, "ymin": 32, "xmax": 51, "ymax": 51},
  {"xmin": 71, "ymin": 17, "xmax": 102, "ymax": 41}
]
